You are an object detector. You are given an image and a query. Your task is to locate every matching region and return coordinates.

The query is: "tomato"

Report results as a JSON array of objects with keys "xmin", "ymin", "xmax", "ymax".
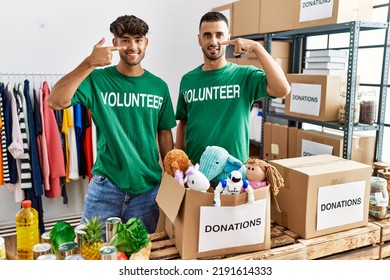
[{"xmin": 117, "ymin": 251, "xmax": 128, "ymax": 260}]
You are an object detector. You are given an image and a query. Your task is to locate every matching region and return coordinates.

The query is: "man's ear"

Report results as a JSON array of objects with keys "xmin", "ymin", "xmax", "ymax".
[
  {"xmin": 112, "ymin": 37, "xmax": 118, "ymax": 47},
  {"xmin": 198, "ymin": 34, "xmax": 201, "ymax": 46}
]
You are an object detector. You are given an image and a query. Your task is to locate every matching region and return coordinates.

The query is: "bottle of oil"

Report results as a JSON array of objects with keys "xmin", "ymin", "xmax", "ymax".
[{"xmin": 16, "ymin": 200, "xmax": 39, "ymax": 260}]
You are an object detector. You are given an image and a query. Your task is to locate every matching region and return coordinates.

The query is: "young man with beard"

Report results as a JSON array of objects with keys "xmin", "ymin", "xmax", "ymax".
[
  {"xmin": 175, "ymin": 11, "xmax": 290, "ymax": 165},
  {"xmin": 48, "ymin": 15, "xmax": 176, "ymax": 235}
]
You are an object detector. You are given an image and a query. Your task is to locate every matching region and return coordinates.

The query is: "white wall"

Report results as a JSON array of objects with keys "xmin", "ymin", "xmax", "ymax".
[{"xmin": 0, "ymin": 0, "xmax": 235, "ymax": 226}]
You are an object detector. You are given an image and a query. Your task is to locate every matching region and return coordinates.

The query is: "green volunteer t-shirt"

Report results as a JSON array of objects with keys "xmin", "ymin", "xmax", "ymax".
[
  {"xmin": 71, "ymin": 66, "xmax": 176, "ymax": 194},
  {"xmin": 176, "ymin": 62, "xmax": 269, "ymax": 164}
]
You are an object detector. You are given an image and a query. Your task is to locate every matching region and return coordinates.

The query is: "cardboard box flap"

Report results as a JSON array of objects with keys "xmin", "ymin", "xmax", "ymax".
[
  {"xmin": 156, "ymin": 173, "xmax": 186, "ymax": 223},
  {"xmin": 273, "ymin": 154, "xmax": 368, "ymax": 169}
]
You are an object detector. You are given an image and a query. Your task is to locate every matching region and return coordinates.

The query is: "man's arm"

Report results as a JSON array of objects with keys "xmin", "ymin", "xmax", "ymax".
[
  {"xmin": 47, "ymin": 38, "xmax": 125, "ymax": 110},
  {"xmin": 175, "ymin": 120, "xmax": 187, "ymax": 151},
  {"xmin": 158, "ymin": 129, "xmax": 174, "ymax": 164},
  {"xmin": 221, "ymin": 38, "xmax": 291, "ymax": 99}
]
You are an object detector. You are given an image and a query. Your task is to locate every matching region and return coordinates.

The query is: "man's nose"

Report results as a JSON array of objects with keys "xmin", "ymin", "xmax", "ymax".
[
  {"xmin": 127, "ymin": 40, "xmax": 137, "ymax": 50},
  {"xmin": 210, "ymin": 35, "xmax": 218, "ymax": 45}
]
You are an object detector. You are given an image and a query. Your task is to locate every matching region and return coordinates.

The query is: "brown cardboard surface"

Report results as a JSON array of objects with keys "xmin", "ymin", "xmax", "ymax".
[
  {"xmin": 233, "ymin": 0, "xmax": 261, "ymax": 36},
  {"xmin": 296, "ymin": 129, "xmax": 376, "ymax": 165},
  {"xmin": 263, "ymin": 122, "xmax": 272, "ymax": 160},
  {"xmin": 157, "ymin": 172, "xmax": 271, "ymax": 259},
  {"xmin": 288, "ymin": 126, "xmax": 298, "ymax": 158},
  {"xmin": 156, "ymin": 173, "xmax": 186, "ymax": 224},
  {"xmin": 260, "ymin": 0, "xmax": 294, "ymax": 33},
  {"xmin": 247, "ymin": 40, "xmax": 291, "ymax": 59},
  {"xmin": 212, "ymin": 3, "xmax": 234, "ymax": 33},
  {"xmin": 293, "ymin": 0, "xmax": 373, "ymax": 30},
  {"xmin": 270, "ymin": 123, "xmax": 288, "ymax": 160},
  {"xmin": 297, "ymin": 129, "xmax": 343, "ymax": 157},
  {"xmin": 236, "ymin": 57, "xmax": 290, "ymax": 73},
  {"xmin": 285, "ymin": 74, "xmax": 344, "ymax": 122},
  {"xmin": 270, "ymin": 155, "xmax": 372, "ymax": 239}
]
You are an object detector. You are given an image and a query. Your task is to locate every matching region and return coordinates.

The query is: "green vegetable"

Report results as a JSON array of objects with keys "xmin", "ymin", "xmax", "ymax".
[
  {"xmin": 50, "ymin": 221, "xmax": 76, "ymax": 255},
  {"xmin": 108, "ymin": 217, "xmax": 150, "ymax": 255}
]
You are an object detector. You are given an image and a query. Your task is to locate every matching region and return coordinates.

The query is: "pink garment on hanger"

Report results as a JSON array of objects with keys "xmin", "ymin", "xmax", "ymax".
[
  {"xmin": 37, "ymin": 87, "xmax": 51, "ymax": 192},
  {"xmin": 41, "ymin": 81, "xmax": 65, "ymax": 198}
]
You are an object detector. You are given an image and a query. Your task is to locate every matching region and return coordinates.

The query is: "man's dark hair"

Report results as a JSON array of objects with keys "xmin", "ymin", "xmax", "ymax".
[
  {"xmin": 199, "ymin": 11, "xmax": 229, "ymax": 31},
  {"xmin": 110, "ymin": 15, "xmax": 149, "ymax": 37}
]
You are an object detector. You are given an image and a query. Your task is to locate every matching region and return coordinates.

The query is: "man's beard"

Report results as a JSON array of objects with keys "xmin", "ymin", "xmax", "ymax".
[
  {"xmin": 119, "ymin": 51, "xmax": 144, "ymax": 66},
  {"xmin": 202, "ymin": 46, "xmax": 225, "ymax": 61}
]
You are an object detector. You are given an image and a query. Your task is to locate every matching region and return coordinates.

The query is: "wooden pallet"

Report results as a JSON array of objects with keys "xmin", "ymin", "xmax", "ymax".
[
  {"xmin": 370, "ymin": 214, "xmax": 390, "ymax": 259},
  {"xmin": 298, "ymin": 222, "xmax": 381, "ymax": 260},
  {"xmin": 149, "ymin": 221, "xmax": 306, "ymax": 260}
]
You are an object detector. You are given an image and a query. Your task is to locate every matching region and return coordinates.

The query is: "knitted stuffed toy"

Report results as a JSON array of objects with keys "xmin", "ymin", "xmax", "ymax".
[{"xmin": 199, "ymin": 146, "xmax": 246, "ymax": 187}]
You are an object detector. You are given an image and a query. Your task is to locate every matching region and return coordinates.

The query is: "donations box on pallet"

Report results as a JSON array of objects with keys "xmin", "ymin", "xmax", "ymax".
[
  {"xmin": 156, "ymin": 173, "xmax": 271, "ymax": 259},
  {"xmin": 269, "ymin": 155, "xmax": 371, "ymax": 239}
]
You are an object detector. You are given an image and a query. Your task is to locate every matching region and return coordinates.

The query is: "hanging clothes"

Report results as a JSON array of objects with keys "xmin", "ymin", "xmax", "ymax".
[
  {"xmin": 41, "ymin": 81, "xmax": 65, "ymax": 198},
  {"xmin": 62, "ymin": 107, "xmax": 72, "ymax": 182},
  {"xmin": 0, "ymin": 89, "xmax": 4, "ymax": 186},
  {"xmin": 54, "ymin": 105, "xmax": 68, "ymax": 204},
  {"xmin": 7, "ymin": 84, "xmax": 25, "ymax": 202},
  {"xmin": 68, "ymin": 107, "xmax": 79, "ymax": 180},
  {"xmin": 0, "ymin": 83, "xmax": 11, "ymax": 184},
  {"xmin": 23, "ymin": 80, "xmax": 43, "ymax": 197},
  {"xmin": 73, "ymin": 103, "xmax": 83, "ymax": 176},
  {"xmin": 13, "ymin": 84, "xmax": 33, "ymax": 189},
  {"xmin": 2, "ymin": 83, "xmax": 18, "ymax": 184},
  {"xmin": 83, "ymin": 109, "xmax": 93, "ymax": 180},
  {"xmin": 38, "ymin": 86, "xmax": 51, "ymax": 192}
]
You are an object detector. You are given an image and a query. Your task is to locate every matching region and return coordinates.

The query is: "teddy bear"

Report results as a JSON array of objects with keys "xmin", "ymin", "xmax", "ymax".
[
  {"xmin": 245, "ymin": 158, "xmax": 284, "ymax": 196},
  {"xmin": 163, "ymin": 149, "xmax": 191, "ymax": 186}
]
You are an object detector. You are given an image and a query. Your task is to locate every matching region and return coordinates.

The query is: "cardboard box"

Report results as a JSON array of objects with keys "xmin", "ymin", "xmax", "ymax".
[
  {"xmin": 236, "ymin": 57, "xmax": 290, "ymax": 73},
  {"xmin": 259, "ymin": 0, "xmax": 294, "ymax": 34},
  {"xmin": 212, "ymin": 3, "xmax": 234, "ymax": 33},
  {"xmin": 270, "ymin": 155, "xmax": 372, "ymax": 239},
  {"xmin": 263, "ymin": 123, "xmax": 293, "ymax": 160},
  {"xmin": 293, "ymin": 0, "xmax": 373, "ymax": 30},
  {"xmin": 233, "ymin": 0, "xmax": 261, "ymax": 36},
  {"xmin": 288, "ymin": 126, "xmax": 298, "ymax": 158},
  {"xmin": 263, "ymin": 122, "xmax": 272, "ymax": 160},
  {"xmin": 270, "ymin": 123, "xmax": 289, "ymax": 160},
  {"xmin": 232, "ymin": 0, "xmax": 294, "ymax": 36},
  {"xmin": 237, "ymin": 40, "xmax": 291, "ymax": 73},
  {"xmin": 297, "ymin": 129, "xmax": 376, "ymax": 165},
  {"xmin": 285, "ymin": 74, "xmax": 345, "ymax": 122},
  {"xmin": 156, "ymin": 173, "xmax": 271, "ymax": 259}
]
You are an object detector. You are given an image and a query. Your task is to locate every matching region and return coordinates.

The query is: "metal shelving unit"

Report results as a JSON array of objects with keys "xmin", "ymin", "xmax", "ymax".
[{"xmin": 235, "ymin": 21, "xmax": 390, "ymax": 161}]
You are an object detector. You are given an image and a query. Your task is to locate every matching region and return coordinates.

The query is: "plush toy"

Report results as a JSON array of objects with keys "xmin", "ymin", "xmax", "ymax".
[
  {"xmin": 163, "ymin": 149, "xmax": 191, "ymax": 186},
  {"xmin": 214, "ymin": 170, "xmax": 254, "ymax": 207},
  {"xmin": 199, "ymin": 146, "xmax": 246, "ymax": 187},
  {"xmin": 245, "ymin": 158, "xmax": 284, "ymax": 196},
  {"xmin": 183, "ymin": 163, "xmax": 210, "ymax": 192}
]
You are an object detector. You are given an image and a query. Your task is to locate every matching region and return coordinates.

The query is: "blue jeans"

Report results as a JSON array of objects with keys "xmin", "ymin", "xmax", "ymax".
[{"xmin": 81, "ymin": 175, "xmax": 160, "ymax": 240}]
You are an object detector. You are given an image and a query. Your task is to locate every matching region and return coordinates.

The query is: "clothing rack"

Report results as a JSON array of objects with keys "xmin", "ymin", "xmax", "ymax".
[
  {"xmin": 0, "ymin": 72, "xmax": 66, "ymax": 76},
  {"xmin": 0, "ymin": 72, "xmax": 66, "ymax": 87}
]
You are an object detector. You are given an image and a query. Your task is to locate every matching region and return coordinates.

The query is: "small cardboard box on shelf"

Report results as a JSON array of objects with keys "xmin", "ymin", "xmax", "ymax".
[
  {"xmin": 293, "ymin": 0, "xmax": 373, "ymax": 30},
  {"xmin": 284, "ymin": 74, "xmax": 346, "ymax": 122}
]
